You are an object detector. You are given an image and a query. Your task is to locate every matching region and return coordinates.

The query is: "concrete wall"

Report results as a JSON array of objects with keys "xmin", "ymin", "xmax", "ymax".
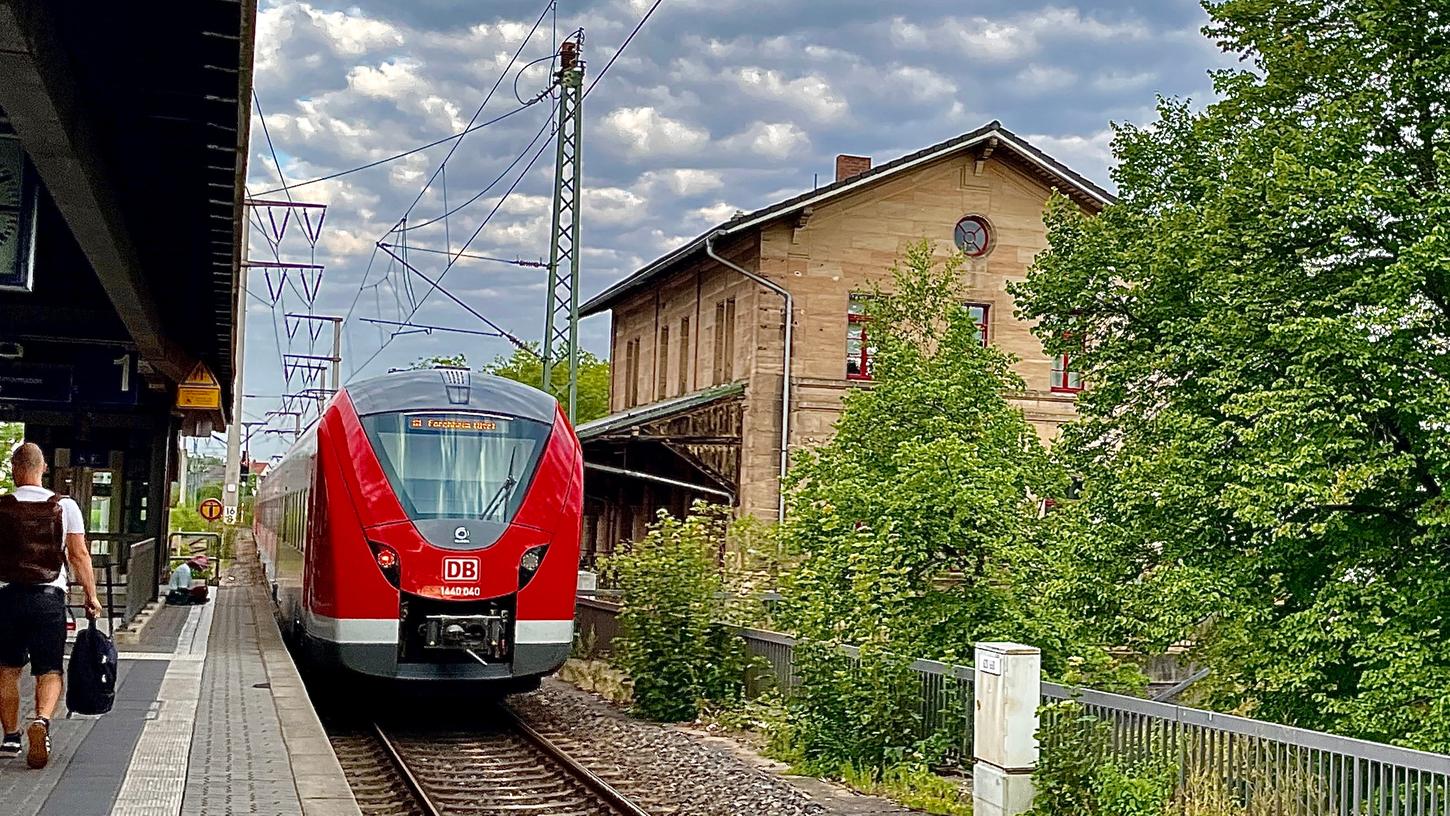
[{"xmin": 604, "ymin": 150, "xmax": 1084, "ymax": 520}]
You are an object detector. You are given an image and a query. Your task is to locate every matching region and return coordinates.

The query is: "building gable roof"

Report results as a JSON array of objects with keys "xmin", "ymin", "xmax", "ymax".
[{"xmin": 582, "ymin": 121, "xmax": 1115, "ymax": 316}]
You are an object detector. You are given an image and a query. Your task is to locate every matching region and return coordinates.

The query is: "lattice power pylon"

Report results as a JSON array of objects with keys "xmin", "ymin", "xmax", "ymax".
[{"xmin": 541, "ymin": 39, "xmax": 584, "ymax": 421}]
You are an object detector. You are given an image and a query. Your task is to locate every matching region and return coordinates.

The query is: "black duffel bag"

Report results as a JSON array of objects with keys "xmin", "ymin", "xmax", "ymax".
[{"xmin": 67, "ymin": 618, "xmax": 118, "ymax": 716}]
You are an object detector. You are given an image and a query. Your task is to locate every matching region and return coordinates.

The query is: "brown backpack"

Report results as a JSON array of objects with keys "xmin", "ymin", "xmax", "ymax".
[{"xmin": 0, "ymin": 494, "xmax": 66, "ymax": 584}]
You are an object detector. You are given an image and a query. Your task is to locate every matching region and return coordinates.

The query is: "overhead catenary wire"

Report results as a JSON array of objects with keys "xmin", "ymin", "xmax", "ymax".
[
  {"xmin": 340, "ymin": 0, "xmax": 560, "ymax": 379},
  {"xmin": 395, "ymin": 112, "xmax": 553, "ymax": 233},
  {"xmin": 583, "ymin": 0, "xmax": 664, "ymax": 100},
  {"xmin": 393, "ymin": 0, "xmax": 558, "ymax": 224},
  {"xmin": 347, "ymin": 136, "xmax": 554, "ymax": 379},
  {"xmin": 378, "ymin": 243, "xmax": 546, "ymax": 268},
  {"xmin": 252, "ymin": 99, "xmax": 548, "ymax": 197}
]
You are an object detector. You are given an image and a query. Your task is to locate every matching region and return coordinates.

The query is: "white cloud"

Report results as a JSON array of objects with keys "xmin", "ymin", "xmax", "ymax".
[
  {"xmin": 725, "ymin": 121, "xmax": 811, "ymax": 159},
  {"xmin": 348, "ymin": 59, "xmax": 429, "ymax": 100},
  {"xmin": 690, "ymin": 202, "xmax": 742, "ymax": 224},
  {"xmin": 636, "ymin": 169, "xmax": 725, "ymax": 197},
  {"xmin": 733, "ymin": 68, "xmax": 847, "ymax": 121},
  {"xmin": 584, "ymin": 187, "xmax": 649, "ymax": 226},
  {"xmin": 890, "ymin": 7, "xmax": 1151, "ymax": 62},
  {"xmin": 888, "ymin": 66, "xmax": 958, "ymax": 100},
  {"xmin": 305, "ymin": 7, "xmax": 404, "ymax": 54},
  {"xmin": 1022, "ymin": 129, "xmax": 1115, "ymax": 184},
  {"xmin": 1092, "ymin": 70, "xmax": 1157, "ymax": 92},
  {"xmin": 601, "ymin": 106, "xmax": 711, "ymax": 157},
  {"xmin": 1016, "ymin": 65, "xmax": 1078, "ymax": 94}
]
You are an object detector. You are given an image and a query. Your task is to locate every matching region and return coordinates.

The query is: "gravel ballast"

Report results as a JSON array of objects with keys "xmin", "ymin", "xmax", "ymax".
[{"xmin": 511, "ymin": 680, "xmax": 909, "ymax": 815}]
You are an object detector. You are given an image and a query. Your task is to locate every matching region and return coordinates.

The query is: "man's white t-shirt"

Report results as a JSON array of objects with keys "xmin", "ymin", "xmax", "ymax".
[
  {"xmin": 2, "ymin": 485, "xmax": 85, "ymax": 590},
  {"xmin": 169, "ymin": 562, "xmax": 192, "ymax": 591}
]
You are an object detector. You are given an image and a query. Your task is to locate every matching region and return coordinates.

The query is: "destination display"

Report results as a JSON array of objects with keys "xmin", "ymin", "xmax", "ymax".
[{"xmin": 406, "ymin": 414, "xmax": 502, "ymax": 433}]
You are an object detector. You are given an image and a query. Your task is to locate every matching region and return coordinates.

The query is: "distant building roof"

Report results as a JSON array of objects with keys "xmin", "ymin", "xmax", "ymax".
[{"xmin": 581, "ymin": 121, "xmax": 1115, "ymax": 317}]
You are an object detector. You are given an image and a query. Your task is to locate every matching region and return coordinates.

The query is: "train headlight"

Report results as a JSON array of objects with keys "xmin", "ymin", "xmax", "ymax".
[
  {"xmin": 520, "ymin": 549, "xmax": 542, "ymax": 572},
  {"xmin": 367, "ymin": 541, "xmax": 401, "ymax": 588},
  {"xmin": 518, "ymin": 544, "xmax": 548, "ymax": 588}
]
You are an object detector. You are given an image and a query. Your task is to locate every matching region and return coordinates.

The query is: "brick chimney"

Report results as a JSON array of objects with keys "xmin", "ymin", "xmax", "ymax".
[{"xmin": 835, "ymin": 154, "xmax": 871, "ymax": 183}]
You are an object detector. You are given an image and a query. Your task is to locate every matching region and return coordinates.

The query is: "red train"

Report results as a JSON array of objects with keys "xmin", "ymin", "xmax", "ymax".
[{"xmin": 253, "ymin": 368, "xmax": 583, "ymax": 684}]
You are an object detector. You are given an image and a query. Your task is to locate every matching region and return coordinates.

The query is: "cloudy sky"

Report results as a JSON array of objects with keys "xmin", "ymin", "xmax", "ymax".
[{"xmin": 237, "ymin": 0, "xmax": 1232, "ymax": 455}]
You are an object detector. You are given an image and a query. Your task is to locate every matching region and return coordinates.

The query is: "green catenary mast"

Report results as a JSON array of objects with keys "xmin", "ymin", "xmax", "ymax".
[{"xmin": 541, "ymin": 39, "xmax": 583, "ymax": 421}]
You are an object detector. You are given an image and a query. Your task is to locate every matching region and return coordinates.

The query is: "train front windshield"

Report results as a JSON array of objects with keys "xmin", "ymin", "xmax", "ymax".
[{"xmin": 362, "ymin": 412, "xmax": 552, "ymax": 521}]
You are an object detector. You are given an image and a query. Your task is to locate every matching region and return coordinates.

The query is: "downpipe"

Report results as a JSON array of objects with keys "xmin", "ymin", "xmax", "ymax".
[{"xmin": 705, "ymin": 231, "xmax": 791, "ymax": 523}]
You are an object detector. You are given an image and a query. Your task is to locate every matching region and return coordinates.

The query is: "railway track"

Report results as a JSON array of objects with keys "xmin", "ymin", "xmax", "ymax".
[{"xmin": 330, "ymin": 707, "xmax": 654, "ymax": 816}]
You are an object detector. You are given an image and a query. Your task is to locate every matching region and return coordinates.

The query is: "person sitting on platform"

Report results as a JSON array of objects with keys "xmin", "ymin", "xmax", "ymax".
[{"xmin": 165, "ymin": 555, "xmax": 210, "ymax": 605}]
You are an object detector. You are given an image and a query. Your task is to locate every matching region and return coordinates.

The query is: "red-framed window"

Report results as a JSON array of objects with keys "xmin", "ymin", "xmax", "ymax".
[
  {"xmin": 1050, "ymin": 333, "xmax": 1083, "ymax": 393},
  {"xmin": 846, "ymin": 294, "xmax": 874, "ymax": 380},
  {"xmin": 965, "ymin": 303, "xmax": 989, "ymax": 346}
]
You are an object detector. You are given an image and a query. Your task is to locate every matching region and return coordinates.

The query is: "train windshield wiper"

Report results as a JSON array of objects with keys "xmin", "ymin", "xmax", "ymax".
[{"xmin": 481, "ymin": 448, "xmax": 518, "ymax": 521}]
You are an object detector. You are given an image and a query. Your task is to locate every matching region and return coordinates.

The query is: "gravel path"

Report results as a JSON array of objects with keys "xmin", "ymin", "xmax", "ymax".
[{"xmin": 511, "ymin": 680, "xmax": 910, "ymax": 815}]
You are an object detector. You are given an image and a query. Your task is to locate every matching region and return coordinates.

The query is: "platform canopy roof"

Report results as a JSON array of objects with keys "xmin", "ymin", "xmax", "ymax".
[{"xmin": 0, "ymin": 0, "xmax": 255, "ymax": 420}]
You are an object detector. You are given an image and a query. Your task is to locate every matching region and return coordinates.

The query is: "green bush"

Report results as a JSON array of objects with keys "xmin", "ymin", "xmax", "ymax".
[
  {"xmin": 608, "ymin": 504, "xmax": 747, "ymax": 721},
  {"xmin": 1030, "ymin": 700, "xmax": 1176, "ymax": 816},
  {"xmin": 786, "ymin": 638, "xmax": 926, "ymax": 770}
]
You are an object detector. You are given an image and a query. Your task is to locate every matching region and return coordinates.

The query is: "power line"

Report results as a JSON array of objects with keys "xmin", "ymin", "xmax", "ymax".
[
  {"xmin": 395, "ymin": 0, "xmax": 556, "ymax": 223},
  {"xmin": 583, "ymin": 0, "xmax": 664, "ymax": 100},
  {"xmin": 378, "ymin": 242, "xmax": 546, "ymax": 268},
  {"xmin": 252, "ymin": 99, "xmax": 547, "ymax": 197},
  {"xmin": 348, "ymin": 136, "xmax": 554, "ymax": 380},
  {"xmin": 253, "ymin": 90, "xmax": 293, "ymax": 203},
  {"xmin": 396, "ymin": 112, "xmax": 552, "ymax": 233}
]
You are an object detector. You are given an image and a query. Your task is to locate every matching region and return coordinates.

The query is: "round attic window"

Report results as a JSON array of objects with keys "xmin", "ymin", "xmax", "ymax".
[{"xmin": 953, "ymin": 215, "xmax": 992, "ymax": 257}]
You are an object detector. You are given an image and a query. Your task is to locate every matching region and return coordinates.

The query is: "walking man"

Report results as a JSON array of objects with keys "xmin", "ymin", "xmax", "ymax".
[{"xmin": 0, "ymin": 443, "xmax": 102, "ymax": 769}]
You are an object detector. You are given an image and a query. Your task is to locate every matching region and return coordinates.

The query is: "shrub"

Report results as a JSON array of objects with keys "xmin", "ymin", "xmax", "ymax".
[
  {"xmin": 1030, "ymin": 700, "xmax": 1176, "ymax": 816},
  {"xmin": 608, "ymin": 504, "xmax": 747, "ymax": 721},
  {"xmin": 786, "ymin": 637, "xmax": 926, "ymax": 770}
]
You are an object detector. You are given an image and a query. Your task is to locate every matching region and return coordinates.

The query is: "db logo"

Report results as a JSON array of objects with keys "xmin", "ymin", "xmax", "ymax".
[{"xmin": 442, "ymin": 557, "xmax": 479, "ymax": 582}]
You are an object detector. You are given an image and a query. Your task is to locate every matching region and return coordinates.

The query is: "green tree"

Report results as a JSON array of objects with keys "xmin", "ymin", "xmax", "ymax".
[
  {"xmin": 482, "ymin": 345, "xmax": 610, "ymax": 423},
  {"xmin": 781, "ymin": 240, "xmax": 1067, "ymax": 662},
  {"xmin": 407, "ymin": 353, "xmax": 469, "ymax": 369},
  {"xmin": 0, "ymin": 422, "xmax": 22, "ymax": 492},
  {"xmin": 1013, "ymin": 0, "xmax": 1450, "ymax": 748},
  {"xmin": 776, "ymin": 241, "xmax": 1136, "ymax": 770}
]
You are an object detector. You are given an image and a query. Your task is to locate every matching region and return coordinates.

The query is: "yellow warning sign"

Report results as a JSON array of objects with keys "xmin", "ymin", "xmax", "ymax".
[
  {"xmin": 177, "ymin": 363, "xmax": 221, "ymax": 410},
  {"xmin": 182, "ymin": 363, "xmax": 220, "ymax": 387}
]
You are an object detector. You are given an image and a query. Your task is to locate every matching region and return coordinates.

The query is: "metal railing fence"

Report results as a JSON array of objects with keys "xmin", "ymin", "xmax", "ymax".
[
  {"xmin": 1040, "ymin": 682, "xmax": 1450, "ymax": 815},
  {"xmin": 579, "ymin": 596, "xmax": 1450, "ymax": 810},
  {"xmin": 167, "ymin": 531, "xmax": 224, "ymax": 585}
]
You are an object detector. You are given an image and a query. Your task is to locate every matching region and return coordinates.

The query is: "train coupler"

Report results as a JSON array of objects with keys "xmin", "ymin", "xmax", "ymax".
[{"xmin": 421, "ymin": 613, "xmax": 511, "ymax": 660}]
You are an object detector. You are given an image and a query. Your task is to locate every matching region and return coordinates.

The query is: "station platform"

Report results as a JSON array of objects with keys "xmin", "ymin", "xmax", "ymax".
[{"xmin": 0, "ymin": 551, "xmax": 360, "ymax": 816}]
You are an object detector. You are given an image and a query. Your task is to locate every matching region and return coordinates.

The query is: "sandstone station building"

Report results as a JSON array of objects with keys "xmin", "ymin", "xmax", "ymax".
[{"xmin": 577, "ymin": 121, "xmax": 1113, "ymax": 560}]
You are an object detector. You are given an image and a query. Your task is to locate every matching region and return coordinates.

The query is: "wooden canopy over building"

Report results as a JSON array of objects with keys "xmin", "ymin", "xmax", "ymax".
[{"xmin": 577, "ymin": 383, "xmax": 743, "ymax": 561}]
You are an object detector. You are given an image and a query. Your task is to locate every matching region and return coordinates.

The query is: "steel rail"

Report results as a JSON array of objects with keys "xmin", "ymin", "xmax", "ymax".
[
  {"xmin": 502, "ymin": 705, "xmax": 654, "ymax": 816},
  {"xmin": 370, "ymin": 723, "xmax": 443, "ymax": 816}
]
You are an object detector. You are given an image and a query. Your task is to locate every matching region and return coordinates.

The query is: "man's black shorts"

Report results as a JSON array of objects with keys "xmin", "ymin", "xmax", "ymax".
[{"xmin": 0, "ymin": 584, "xmax": 67, "ymax": 676}]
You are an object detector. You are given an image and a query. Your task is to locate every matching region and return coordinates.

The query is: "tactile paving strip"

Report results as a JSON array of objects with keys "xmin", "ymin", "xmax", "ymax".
[{"xmin": 178, "ymin": 589, "xmax": 304, "ymax": 816}]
